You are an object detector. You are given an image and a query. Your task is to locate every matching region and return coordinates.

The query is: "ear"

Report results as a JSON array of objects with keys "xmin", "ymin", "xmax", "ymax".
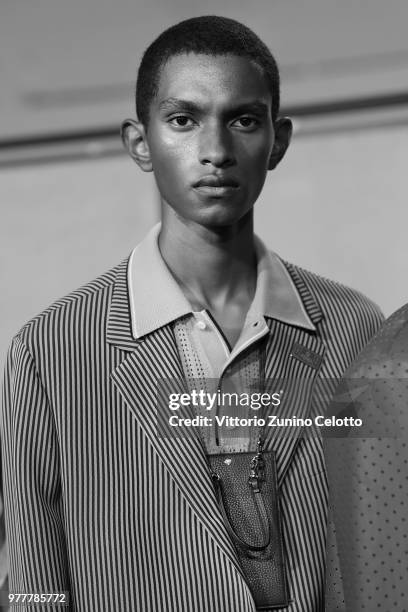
[
  {"xmin": 120, "ymin": 118, "xmax": 152, "ymax": 172},
  {"xmin": 268, "ymin": 117, "xmax": 293, "ymax": 170}
]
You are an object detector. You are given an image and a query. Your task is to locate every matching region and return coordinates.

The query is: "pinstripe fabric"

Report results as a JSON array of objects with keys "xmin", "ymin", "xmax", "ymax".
[
  {"xmin": 1, "ymin": 255, "xmax": 383, "ymax": 612},
  {"xmin": 266, "ymin": 264, "xmax": 383, "ymax": 611}
]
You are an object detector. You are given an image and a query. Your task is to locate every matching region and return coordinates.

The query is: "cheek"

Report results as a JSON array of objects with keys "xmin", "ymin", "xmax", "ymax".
[
  {"xmin": 239, "ymin": 138, "xmax": 273, "ymax": 172},
  {"xmin": 151, "ymin": 139, "xmax": 190, "ymax": 177},
  {"xmin": 244, "ymin": 151, "xmax": 271, "ymax": 186},
  {"xmin": 151, "ymin": 152, "xmax": 190, "ymax": 203}
]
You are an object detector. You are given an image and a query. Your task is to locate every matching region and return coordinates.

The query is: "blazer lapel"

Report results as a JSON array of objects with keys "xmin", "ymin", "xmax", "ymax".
[
  {"xmin": 107, "ymin": 259, "xmax": 241, "ymax": 572},
  {"xmin": 111, "ymin": 327, "xmax": 242, "ymax": 571},
  {"xmin": 263, "ymin": 265, "xmax": 326, "ymax": 486}
]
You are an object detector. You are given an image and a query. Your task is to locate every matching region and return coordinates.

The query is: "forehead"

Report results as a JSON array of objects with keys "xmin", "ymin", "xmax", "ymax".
[{"xmin": 154, "ymin": 53, "xmax": 272, "ymax": 108}]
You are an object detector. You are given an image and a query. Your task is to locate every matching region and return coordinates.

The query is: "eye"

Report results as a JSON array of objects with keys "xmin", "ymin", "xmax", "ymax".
[
  {"xmin": 232, "ymin": 116, "xmax": 259, "ymax": 130},
  {"xmin": 168, "ymin": 115, "xmax": 195, "ymax": 128}
]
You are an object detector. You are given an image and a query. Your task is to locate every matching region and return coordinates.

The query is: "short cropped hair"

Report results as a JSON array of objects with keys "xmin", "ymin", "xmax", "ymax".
[{"xmin": 136, "ymin": 15, "xmax": 280, "ymax": 127}]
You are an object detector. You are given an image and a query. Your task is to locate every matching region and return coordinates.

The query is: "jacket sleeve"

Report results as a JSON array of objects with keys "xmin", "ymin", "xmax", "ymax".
[{"xmin": 1, "ymin": 335, "xmax": 71, "ymax": 610}]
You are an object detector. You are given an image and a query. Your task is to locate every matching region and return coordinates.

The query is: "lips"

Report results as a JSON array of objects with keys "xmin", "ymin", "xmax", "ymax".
[
  {"xmin": 194, "ymin": 175, "xmax": 239, "ymax": 188},
  {"xmin": 193, "ymin": 175, "xmax": 240, "ymax": 199}
]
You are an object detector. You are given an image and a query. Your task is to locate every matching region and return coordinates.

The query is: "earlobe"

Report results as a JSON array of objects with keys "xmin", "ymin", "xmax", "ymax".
[
  {"xmin": 120, "ymin": 118, "xmax": 153, "ymax": 172},
  {"xmin": 268, "ymin": 117, "xmax": 293, "ymax": 170}
]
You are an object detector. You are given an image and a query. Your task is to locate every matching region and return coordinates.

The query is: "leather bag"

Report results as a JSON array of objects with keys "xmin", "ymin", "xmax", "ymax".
[{"xmin": 209, "ymin": 450, "xmax": 288, "ymax": 609}]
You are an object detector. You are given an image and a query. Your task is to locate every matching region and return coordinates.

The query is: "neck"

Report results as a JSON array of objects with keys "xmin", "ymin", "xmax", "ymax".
[{"xmin": 158, "ymin": 210, "xmax": 257, "ymax": 310}]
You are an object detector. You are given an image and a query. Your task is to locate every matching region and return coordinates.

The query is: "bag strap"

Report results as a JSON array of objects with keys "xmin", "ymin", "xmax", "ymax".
[{"xmin": 211, "ymin": 471, "xmax": 271, "ymax": 552}]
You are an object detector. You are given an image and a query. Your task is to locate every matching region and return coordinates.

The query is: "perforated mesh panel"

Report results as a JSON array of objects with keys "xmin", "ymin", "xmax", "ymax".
[{"xmin": 325, "ymin": 304, "xmax": 408, "ymax": 610}]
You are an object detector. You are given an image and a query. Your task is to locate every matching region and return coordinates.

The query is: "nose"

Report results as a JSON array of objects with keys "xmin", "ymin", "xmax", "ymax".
[{"xmin": 199, "ymin": 123, "xmax": 235, "ymax": 168}]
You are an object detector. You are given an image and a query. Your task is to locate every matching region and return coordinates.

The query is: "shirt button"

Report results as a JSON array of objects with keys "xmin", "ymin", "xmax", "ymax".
[{"xmin": 196, "ymin": 320, "xmax": 206, "ymax": 330}]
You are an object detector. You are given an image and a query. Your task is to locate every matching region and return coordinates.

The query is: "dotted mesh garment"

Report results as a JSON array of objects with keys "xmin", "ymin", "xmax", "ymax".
[
  {"xmin": 172, "ymin": 315, "xmax": 264, "ymax": 454},
  {"xmin": 325, "ymin": 304, "xmax": 408, "ymax": 611}
]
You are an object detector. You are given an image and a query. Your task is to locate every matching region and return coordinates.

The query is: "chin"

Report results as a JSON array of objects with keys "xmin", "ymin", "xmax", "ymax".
[
  {"xmin": 164, "ymin": 195, "xmax": 253, "ymax": 229},
  {"xmin": 194, "ymin": 206, "xmax": 251, "ymax": 229}
]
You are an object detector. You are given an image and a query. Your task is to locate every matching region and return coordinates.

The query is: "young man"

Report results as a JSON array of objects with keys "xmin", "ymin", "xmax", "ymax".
[{"xmin": 1, "ymin": 15, "xmax": 383, "ymax": 612}]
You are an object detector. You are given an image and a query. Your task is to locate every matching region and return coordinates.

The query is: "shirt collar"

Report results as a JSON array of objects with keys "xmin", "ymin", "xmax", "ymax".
[
  {"xmin": 128, "ymin": 223, "xmax": 315, "ymax": 339},
  {"xmin": 251, "ymin": 235, "xmax": 316, "ymax": 330}
]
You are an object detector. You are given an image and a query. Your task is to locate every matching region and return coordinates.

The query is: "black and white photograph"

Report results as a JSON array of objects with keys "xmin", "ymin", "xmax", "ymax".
[{"xmin": 1, "ymin": 1, "xmax": 408, "ymax": 610}]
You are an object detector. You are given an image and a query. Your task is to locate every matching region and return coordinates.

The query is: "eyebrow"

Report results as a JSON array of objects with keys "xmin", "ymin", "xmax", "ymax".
[
  {"xmin": 158, "ymin": 97, "xmax": 270, "ymax": 116},
  {"xmin": 159, "ymin": 98, "xmax": 200, "ymax": 113}
]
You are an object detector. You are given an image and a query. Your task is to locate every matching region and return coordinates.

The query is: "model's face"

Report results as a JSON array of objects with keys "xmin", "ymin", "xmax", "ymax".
[{"xmin": 145, "ymin": 53, "xmax": 277, "ymax": 228}]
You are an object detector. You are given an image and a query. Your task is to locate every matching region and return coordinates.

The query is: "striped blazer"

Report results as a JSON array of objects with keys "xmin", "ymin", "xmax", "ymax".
[{"xmin": 1, "ymin": 254, "xmax": 383, "ymax": 611}]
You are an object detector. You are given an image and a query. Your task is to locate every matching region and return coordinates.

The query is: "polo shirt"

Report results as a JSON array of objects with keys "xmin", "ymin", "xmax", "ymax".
[
  {"xmin": 128, "ymin": 224, "xmax": 316, "ymax": 455},
  {"xmin": 128, "ymin": 224, "xmax": 315, "ymax": 343}
]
